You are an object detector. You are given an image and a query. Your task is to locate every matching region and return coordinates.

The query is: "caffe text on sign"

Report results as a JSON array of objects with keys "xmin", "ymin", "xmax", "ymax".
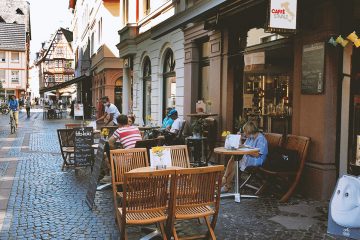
[{"xmin": 269, "ymin": 0, "xmax": 297, "ymax": 30}]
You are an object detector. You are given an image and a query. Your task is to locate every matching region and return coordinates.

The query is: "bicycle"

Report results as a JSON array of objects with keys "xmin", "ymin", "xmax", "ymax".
[{"xmin": 9, "ymin": 110, "xmax": 17, "ymax": 134}]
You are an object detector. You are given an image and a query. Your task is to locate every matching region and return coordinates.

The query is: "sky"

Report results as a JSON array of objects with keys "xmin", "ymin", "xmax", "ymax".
[{"xmin": 28, "ymin": 0, "xmax": 72, "ymax": 62}]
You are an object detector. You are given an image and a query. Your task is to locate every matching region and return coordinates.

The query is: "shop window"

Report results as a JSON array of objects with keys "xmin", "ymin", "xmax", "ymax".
[
  {"xmin": 11, "ymin": 52, "xmax": 19, "ymax": 63},
  {"xmin": 163, "ymin": 49, "xmax": 176, "ymax": 117},
  {"xmin": 11, "ymin": 70, "xmax": 19, "ymax": 83},
  {"xmin": 242, "ymin": 33, "xmax": 293, "ymax": 134},
  {"xmin": 199, "ymin": 41, "xmax": 210, "ymax": 101},
  {"xmin": 142, "ymin": 56, "xmax": 151, "ymax": 123},
  {"xmin": 0, "ymin": 51, "xmax": 5, "ymax": 62}
]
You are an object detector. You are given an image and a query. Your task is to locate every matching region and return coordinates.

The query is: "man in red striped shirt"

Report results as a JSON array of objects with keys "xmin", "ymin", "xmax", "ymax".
[{"xmin": 108, "ymin": 115, "xmax": 142, "ymax": 149}]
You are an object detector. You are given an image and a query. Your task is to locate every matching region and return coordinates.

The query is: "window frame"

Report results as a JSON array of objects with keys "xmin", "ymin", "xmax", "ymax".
[
  {"xmin": 11, "ymin": 52, "xmax": 19, "ymax": 63},
  {"xmin": 142, "ymin": 56, "xmax": 152, "ymax": 123},
  {"xmin": 0, "ymin": 51, "xmax": 5, "ymax": 62}
]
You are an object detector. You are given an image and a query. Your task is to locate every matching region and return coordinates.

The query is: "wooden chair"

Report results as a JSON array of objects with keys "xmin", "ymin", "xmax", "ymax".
[
  {"xmin": 109, "ymin": 148, "xmax": 149, "ymax": 224},
  {"xmin": 57, "ymin": 129, "xmax": 75, "ymax": 170},
  {"xmin": 264, "ymin": 132, "xmax": 283, "ymax": 149},
  {"xmin": 169, "ymin": 166, "xmax": 224, "ymax": 240},
  {"xmin": 134, "ymin": 139, "xmax": 160, "ymax": 158},
  {"xmin": 119, "ymin": 169, "xmax": 176, "ymax": 240},
  {"xmin": 258, "ymin": 134, "xmax": 311, "ymax": 202},
  {"xmin": 163, "ymin": 145, "xmax": 191, "ymax": 168}
]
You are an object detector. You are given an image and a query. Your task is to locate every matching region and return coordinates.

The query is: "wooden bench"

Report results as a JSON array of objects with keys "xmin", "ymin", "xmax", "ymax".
[{"xmin": 258, "ymin": 134, "xmax": 311, "ymax": 202}]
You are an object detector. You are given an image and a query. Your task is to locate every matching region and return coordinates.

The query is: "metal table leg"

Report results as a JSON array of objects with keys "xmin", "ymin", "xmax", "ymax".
[{"xmin": 220, "ymin": 156, "xmax": 258, "ymax": 203}]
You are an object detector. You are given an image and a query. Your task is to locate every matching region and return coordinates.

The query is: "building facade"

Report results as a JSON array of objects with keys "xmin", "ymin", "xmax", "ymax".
[
  {"xmin": 36, "ymin": 28, "xmax": 75, "ymax": 90},
  {"xmin": 0, "ymin": 0, "xmax": 31, "ymax": 100},
  {"xmin": 151, "ymin": 0, "xmax": 360, "ymax": 200},
  {"xmin": 70, "ymin": 0, "xmax": 123, "ymax": 112},
  {"xmin": 117, "ymin": 0, "xmax": 185, "ymax": 124}
]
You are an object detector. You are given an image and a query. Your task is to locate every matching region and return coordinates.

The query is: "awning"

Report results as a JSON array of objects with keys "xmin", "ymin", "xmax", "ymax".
[
  {"xmin": 39, "ymin": 75, "xmax": 90, "ymax": 94},
  {"xmin": 151, "ymin": 0, "xmax": 266, "ymax": 40},
  {"xmin": 151, "ymin": 0, "xmax": 227, "ymax": 39}
]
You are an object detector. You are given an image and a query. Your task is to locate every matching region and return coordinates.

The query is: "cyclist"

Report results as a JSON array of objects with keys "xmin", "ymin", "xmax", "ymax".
[{"xmin": 8, "ymin": 95, "xmax": 19, "ymax": 129}]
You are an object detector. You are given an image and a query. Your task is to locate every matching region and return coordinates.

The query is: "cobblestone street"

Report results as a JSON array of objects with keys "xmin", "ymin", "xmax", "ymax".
[{"xmin": 0, "ymin": 110, "xmax": 340, "ymax": 239}]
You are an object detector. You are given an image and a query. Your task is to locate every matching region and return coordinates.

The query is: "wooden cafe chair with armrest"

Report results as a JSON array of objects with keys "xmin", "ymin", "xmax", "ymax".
[
  {"xmin": 57, "ymin": 128, "xmax": 75, "ymax": 170},
  {"xmin": 258, "ymin": 134, "xmax": 310, "ymax": 202},
  {"xmin": 119, "ymin": 169, "xmax": 176, "ymax": 240},
  {"xmin": 109, "ymin": 148, "xmax": 149, "ymax": 223},
  {"xmin": 163, "ymin": 145, "xmax": 191, "ymax": 168},
  {"xmin": 168, "ymin": 165, "xmax": 224, "ymax": 240}
]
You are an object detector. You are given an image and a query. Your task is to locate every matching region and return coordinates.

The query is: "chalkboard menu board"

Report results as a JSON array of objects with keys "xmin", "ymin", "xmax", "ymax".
[
  {"xmin": 74, "ymin": 127, "xmax": 94, "ymax": 167},
  {"xmin": 301, "ymin": 42, "xmax": 325, "ymax": 94},
  {"xmin": 85, "ymin": 139, "xmax": 105, "ymax": 209}
]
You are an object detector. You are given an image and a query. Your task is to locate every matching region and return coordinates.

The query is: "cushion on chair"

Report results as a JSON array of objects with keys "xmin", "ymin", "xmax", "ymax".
[{"xmin": 263, "ymin": 146, "xmax": 299, "ymax": 172}]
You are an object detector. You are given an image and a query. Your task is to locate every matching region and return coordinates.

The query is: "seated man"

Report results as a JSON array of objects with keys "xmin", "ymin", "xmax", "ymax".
[
  {"xmin": 221, "ymin": 121, "xmax": 268, "ymax": 193},
  {"xmin": 164, "ymin": 109, "xmax": 182, "ymax": 145},
  {"xmin": 108, "ymin": 114, "xmax": 142, "ymax": 149},
  {"xmin": 161, "ymin": 107, "xmax": 174, "ymax": 130}
]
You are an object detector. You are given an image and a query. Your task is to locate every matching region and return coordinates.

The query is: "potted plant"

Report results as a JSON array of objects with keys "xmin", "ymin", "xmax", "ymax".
[{"xmin": 191, "ymin": 118, "xmax": 206, "ymax": 138}]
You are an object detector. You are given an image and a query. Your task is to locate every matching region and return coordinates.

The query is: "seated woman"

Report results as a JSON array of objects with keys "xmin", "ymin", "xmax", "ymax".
[{"xmin": 221, "ymin": 121, "xmax": 268, "ymax": 193}]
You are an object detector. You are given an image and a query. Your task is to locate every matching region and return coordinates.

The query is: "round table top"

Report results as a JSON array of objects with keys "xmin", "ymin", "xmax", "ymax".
[
  {"xmin": 214, "ymin": 146, "xmax": 259, "ymax": 155},
  {"xmin": 186, "ymin": 113, "xmax": 218, "ymax": 118},
  {"xmin": 129, "ymin": 166, "xmax": 183, "ymax": 173}
]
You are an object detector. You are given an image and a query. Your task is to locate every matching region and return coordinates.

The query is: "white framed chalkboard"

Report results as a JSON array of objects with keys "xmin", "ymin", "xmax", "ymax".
[
  {"xmin": 74, "ymin": 127, "xmax": 93, "ymax": 167},
  {"xmin": 301, "ymin": 42, "xmax": 325, "ymax": 94}
]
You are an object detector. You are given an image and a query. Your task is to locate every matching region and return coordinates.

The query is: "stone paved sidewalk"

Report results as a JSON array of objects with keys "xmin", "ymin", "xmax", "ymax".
[{"xmin": 0, "ymin": 111, "xmax": 343, "ymax": 239}]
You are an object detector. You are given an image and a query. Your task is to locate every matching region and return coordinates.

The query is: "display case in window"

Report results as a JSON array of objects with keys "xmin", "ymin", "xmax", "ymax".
[{"xmin": 243, "ymin": 72, "xmax": 292, "ymax": 134}]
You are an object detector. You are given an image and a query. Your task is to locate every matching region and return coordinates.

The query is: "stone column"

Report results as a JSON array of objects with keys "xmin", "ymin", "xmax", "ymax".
[{"xmin": 122, "ymin": 65, "xmax": 131, "ymax": 115}]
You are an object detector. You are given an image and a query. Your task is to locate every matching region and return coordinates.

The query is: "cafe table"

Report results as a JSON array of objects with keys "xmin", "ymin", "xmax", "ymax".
[{"xmin": 214, "ymin": 146, "xmax": 260, "ymax": 203}]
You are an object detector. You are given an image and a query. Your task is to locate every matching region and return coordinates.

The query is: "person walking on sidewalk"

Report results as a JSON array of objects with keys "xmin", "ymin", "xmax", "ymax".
[{"xmin": 25, "ymin": 98, "xmax": 31, "ymax": 118}]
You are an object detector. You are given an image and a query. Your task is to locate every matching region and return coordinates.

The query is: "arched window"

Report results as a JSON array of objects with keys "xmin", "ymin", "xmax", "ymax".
[
  {"xmin": 143, "ymin": 56, "xmax": 151, "ymax": 124},
  {"xmin": 163, "ymin": 49, "xmax": 176, "ymax": 118}
]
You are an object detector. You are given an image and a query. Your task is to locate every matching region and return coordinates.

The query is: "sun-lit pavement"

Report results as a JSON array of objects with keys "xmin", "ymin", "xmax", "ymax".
[{"xmin": 0, "ymin": 109, "xmax": 341, "ymax": 239}]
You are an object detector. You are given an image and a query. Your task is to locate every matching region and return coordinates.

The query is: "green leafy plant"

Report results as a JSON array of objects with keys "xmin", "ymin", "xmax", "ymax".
[
  {"xmin": 234, "ymin": 115, "xmax": 247, "ymax": 133},
  {"xmin": 191, "ymin": 118, "xmax": 207, "ymax": 134}
]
